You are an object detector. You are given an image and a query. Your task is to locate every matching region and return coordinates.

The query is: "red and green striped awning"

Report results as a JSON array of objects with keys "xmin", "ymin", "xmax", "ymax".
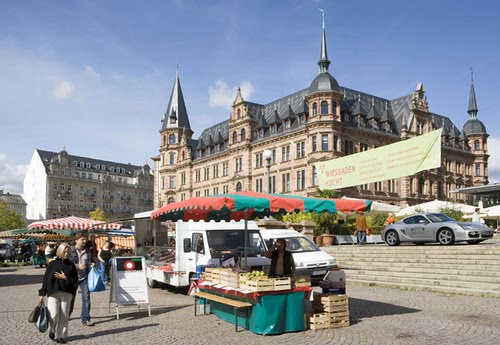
[{"xmin": 151, "ymin": 191, "xmax": 372, "ymax": 222}]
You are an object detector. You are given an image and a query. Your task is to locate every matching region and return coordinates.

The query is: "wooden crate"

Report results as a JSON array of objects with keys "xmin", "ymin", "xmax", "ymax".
[
  {"xmin": 239, "ymin": 276, "xmax": 274, "ymax": 291},
  {"xmin": 220, "ymin": 271, "xmax": 240, "ymax": 288},
  {"xmin": 273, "ymin": 277, "xmax": 292, "ymax": 291},
  {"xmin": 313, "ymin": 293, "xmax": 348, "ymax": 305},
  {"xmin": 309, "ymin": 312, "xmax": 350, "ymax": 330},
  {"xmin": 294, "ymin": 275, "xmax": 311, "ymax": 288}
]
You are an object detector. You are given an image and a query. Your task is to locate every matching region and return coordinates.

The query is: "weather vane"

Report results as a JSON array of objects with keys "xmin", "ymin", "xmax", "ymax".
[{"xmin": 319, "ymin": 8, "xmax": 326, "ymax": 28}]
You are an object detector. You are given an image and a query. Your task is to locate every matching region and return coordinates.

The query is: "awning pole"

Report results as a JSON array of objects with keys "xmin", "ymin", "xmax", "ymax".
[{"xmin": 244, "ymin": 210, "xmax": 248, "ymax": 271}]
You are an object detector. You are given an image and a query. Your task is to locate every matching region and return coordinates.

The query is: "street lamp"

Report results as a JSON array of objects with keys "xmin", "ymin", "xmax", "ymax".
[{"xmin": 263, "ymin": 149, "xmax": 273, "ymax": 193}]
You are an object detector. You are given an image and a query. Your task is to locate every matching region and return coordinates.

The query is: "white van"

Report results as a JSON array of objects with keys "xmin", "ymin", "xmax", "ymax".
[
  {"xmin": 133, "ymin": 213, "xmax": 270, "ymax": 288},
  {"xmin": 260, "ymin": 229, "xmax": 336, "ymax": 283}
]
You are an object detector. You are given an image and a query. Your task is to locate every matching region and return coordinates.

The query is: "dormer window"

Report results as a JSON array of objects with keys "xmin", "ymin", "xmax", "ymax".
[
  {"xmin": 110, "ymin": 166, "xmax": 115, "ymax": 172},
  {"xmin": 86, "ymin": 163, "xmax": 91, "ymax": 169},
  {"xmin": 96, "ymin": 164, "xmax": 100, "ymax": 170},
  {"xmin": 79, "ymin": 162, "xmax": 84, "ymax": 168},
  {"xmin": 122, "ymin": 168, "xmax": 126, "ymax": 173},
  {"xmin": 101, "ymin": 165, "xmax": 105, "ymax": 171},
  {"xmin": 284, "ymin": 120, "xmax": 290, "ymax": 129}
]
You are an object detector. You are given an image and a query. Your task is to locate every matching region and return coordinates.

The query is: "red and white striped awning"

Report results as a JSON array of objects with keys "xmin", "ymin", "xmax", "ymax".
[{"xmin": 28, "ymin": 216, "xmax": 122, "ymax": 231}]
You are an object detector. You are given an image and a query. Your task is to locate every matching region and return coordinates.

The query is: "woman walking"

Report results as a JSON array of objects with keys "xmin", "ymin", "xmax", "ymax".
[
  {"xmin": 97, "ymin": 241, "xmax": 114, "ymax": 285},
  {"xmin": 39, "ymin": 243, "xmax": 78, "ymax": 344}
]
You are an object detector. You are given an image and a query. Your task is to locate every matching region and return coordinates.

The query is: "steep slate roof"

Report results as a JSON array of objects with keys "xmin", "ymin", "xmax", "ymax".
[
  {"xmin": 0, "ymin": 193, "xmax": 26, "ymax": 205},
  {"xmin": 162, "ymin": 72, "xmax": 191, "ymax": 131},
  {"xmin": 36, "ymin": 149, "xmax": 145, "ymax": 176}
]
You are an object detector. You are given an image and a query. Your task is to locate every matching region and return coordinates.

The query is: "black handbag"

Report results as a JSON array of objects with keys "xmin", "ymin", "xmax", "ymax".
[
  {"xmin": 28, "ymin": 301, "xmax": 44, "ymax": 323},
  {"xmin": 35, "ymin": 303, "xmax": 49, "ymax": 333}
]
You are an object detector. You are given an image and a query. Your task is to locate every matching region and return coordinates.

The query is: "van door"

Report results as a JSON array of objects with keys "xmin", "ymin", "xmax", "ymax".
[{"xmin": 186, "ymin": 232, "xmax": 208, "ymax": 278}]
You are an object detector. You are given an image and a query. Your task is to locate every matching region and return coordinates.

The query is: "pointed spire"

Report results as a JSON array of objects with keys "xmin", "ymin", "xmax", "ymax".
[
  {"xmin": 468, "ymin": 67, "xmax": 478, "ymax": 119},
  {"xmin": 233, "ymin": 87, "xmax": 245, "ymax": 106},
  {"xmin": 162, "ymin": 65, "xmax": 191, "ymax": 131},
  {"xmin": 317, "ymin": 9, "xmax": 331, "ymax": 74}
]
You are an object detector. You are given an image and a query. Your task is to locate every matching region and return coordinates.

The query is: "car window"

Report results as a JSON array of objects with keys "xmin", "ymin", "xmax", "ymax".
[
  {"xmin": 427, "ymin": 213, "xmax": 455, "ymax": 222},
  {"xmin": 403, "ymin": 216, "xmax": 419, "ymax": 224}
]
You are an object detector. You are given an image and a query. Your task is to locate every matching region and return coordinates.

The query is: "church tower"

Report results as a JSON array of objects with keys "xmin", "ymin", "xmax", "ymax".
[
  {"xmin": 156, "ymin": 67, "xmax": 193, "ymax": 206},
  {"xmin": 462, "ymin": 71, "xmax": 489, "ymax": 185}
]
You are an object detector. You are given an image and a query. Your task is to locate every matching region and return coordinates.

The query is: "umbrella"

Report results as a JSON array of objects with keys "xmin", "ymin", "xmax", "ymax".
[
  {"xmin": 151, "ymin": 192, "xmax": 372, "ymax": 268},
  {"xmin": 28, "ymin": 216, "xmax": 122, "ymax": 231},
  {"xmin": 341, "ymin": 196, "xmax": 400, "ymax": 214},
  {"xmin": 152, "ymin": 191, "xmax": 372, "ymax": 222},
  {"xmin": 396, "ymin": 200, "xmax": 476, "ymax": 217}
]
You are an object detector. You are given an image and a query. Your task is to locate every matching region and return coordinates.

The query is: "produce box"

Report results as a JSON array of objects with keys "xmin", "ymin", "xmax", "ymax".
[
  {"xmin": 294, "ymin": 275, "xmax": 311, "ymax": 288},
  {"xmin": 309, "ymin": 312, "xmax": 350, "ymax": 330},
  {"xmin": 239, "ymin": 274, "xmax": 274, "ymax": 291},
  {"xmin": 309, "ymin": 293, "xmax": 350, "ymax": 330},
  {"xmin": 273, "ymin": 277, "xmax": 292, "ymax": 291},
  {"xmin": 220, "ymin": 270, "xmax": 240, "ymax": 288}
]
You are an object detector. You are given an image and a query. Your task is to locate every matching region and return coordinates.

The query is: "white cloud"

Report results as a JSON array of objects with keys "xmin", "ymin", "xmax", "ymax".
[
  {"xmin": 488, "ymin": 137, "xmax": 500, "ymax": 183},
  {"xmin": 0, "ymin": 154, "xmax": 28, "ymax": 194},
  {"xmin": 208, "ymin": 80, "xmax": 254, "ymax": 109},
  {"xmin": 52, "ymin": 80, "xmax": 75, "ymax": 100},
  {"xmin": 84, "ymin": 65, "xmax": 101, "ymax": 80}
]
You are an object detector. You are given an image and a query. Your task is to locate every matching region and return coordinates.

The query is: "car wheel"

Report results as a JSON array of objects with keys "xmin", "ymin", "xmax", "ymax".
[
  {"xmin": 467, "ymin": 240, "xmax": 481, "ymax": 244},
  {"xmin": 437, "ymin": 228, "xmax": 455, "ymax": 245},
  {"xmin": 385, "ymin": 230, "xmax": 400, "ymax": 246},
  {"xmin": 147, "ymin": 277, "xmax": 159, "ymax": 288}
]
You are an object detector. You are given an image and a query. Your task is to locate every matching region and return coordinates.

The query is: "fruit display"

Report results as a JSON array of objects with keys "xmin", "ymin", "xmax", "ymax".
[{"xmin": 244, "ymin": 270, "xmax": 267, "ymax": 280}]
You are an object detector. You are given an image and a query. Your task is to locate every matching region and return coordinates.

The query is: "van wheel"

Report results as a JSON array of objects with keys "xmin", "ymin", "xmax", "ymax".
[{"xmin": 147, "ymin": 277, "xmax": 159, "ymax": 288}]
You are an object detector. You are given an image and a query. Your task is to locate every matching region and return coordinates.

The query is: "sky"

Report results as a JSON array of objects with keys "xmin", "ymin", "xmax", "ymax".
[{"xmin": 1, "ymin": 0, "xmax": 499, "ymax": 195}]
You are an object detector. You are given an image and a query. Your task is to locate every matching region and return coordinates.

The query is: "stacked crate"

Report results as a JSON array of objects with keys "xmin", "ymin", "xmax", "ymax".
[
  {"xmin": 219, "ymin": 270, "xmax": 240, "ymax": 288},
  {"xmin": 294, "ymin": 275, "xmax": 311, "ymax": 288},
  {"xmin": 239, "ymin": 275, "xmax": 292, "ymax": 292},
  {"xmin": 309, "ymin": 294, "xmax": 349, "ymax": 330}
]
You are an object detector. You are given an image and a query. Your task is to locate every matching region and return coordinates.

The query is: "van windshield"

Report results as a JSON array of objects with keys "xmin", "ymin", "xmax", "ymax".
[
  {"xmin": 276, "ymin": 236, "xmax": 320, "ymax": 253},
  {"xmin": 206, "ymin": 230, "xmax": 265, "ymax": 258}
]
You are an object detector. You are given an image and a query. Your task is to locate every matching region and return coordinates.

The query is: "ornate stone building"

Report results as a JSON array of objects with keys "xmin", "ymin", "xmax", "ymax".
[
  {"xmin": 24, "ymin": 148, "xmax": 154, "ymax": 220},
  {"xmin": 0, "ymin": 190, "xmax": 27, "ymax": 223},
  {"xmin": 153, "ymin": 20, "xmax": 488, "ymax": 208}
]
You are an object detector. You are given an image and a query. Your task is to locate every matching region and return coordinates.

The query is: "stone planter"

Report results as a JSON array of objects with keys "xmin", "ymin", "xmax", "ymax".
[{"xmin": 322, "ymin": 234, "xmax": 335, "ymax": 246}]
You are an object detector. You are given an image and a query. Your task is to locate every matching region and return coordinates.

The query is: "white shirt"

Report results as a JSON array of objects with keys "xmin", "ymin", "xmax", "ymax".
[{"xmin": 472, "ymin": 212, "xmax": 480, "ymax": 223}]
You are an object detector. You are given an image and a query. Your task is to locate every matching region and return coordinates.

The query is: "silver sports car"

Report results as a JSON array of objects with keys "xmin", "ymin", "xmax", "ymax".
[{"xmin": 381, "ymin": 213, "xmax": 494, "ymax": 246}]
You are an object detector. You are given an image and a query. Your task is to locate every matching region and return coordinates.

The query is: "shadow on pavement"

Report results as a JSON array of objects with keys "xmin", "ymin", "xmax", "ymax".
[
  {"xmin": 68, "ymin": 324, "xmax": 160, "ymax": 341},
  {"xmin": 348, "ymin": 298, "xmax": 420, "ymax": 325},
  {"xmin": 92, "ymin": 304, "xmax": 192, "ymax": 324},
  {"xmin": 0, "ymin": 272, "xmax": 43, "ymax": 287}
]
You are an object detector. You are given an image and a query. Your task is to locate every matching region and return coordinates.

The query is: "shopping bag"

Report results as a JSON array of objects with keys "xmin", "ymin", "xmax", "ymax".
[
  {"xmin": 35, "ymin": 303, "xmax": 49, "ymax": 333},
  {"xmin": 28, "ymin": 301, "xmax": 44, "ymax": 323},
  {"xmin": 88, "ymin": 267, "xmax": 106, "ymax": 292}
]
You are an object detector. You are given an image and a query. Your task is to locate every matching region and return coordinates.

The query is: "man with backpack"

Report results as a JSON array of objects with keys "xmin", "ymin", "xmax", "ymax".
[{"xmin": 69, "ymin": 233, "xmax": 94, "ymax": 326}]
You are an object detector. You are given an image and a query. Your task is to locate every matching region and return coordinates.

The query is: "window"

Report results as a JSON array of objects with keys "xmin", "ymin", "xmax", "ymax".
[
  {"xmin": 223, "ymin": 185, "xmax": 229, "ymax": 193},
  {"xmin": 181, "ymin": 172, "xmax": 186, "ymax": 185},
  {"xmin": 282, "ymin": 173, "xmax": 290, "ymax": 193},
  {"xmin": 222, "ymin": 162, "xmax": 229, "ymax": 176},
  {"xmin": 232, "ymin": 131, "xmax": 238, "ymax": 144},
  {"xmin": 297, "ymin": 170, "xmax": 305, "ymax": 190},
  {"xmin": 101, "ymin": 165, "xmax": 105, "ymax": 171},
  {"xmin": 235, "ymin": 157, "xmax": 242, "ymax": 172},
  {"xmin": 333, "ymin": 135, "xmax": 338, "ymax": 151},
  {"xmin": 475, "ymin": 163, "xmax": 481, "ymax": 176},
  {"xmin": 255, "ymin": 153, "xmax": 262, "ymax": 168},
  {"xmin": 110, "ymin": 166, "xmax": 115, "ymax": 172},
  {"xmin": 169, "ymin": 177, "xmax": 175, "ymax": 188},
  {"xmin": 241, "ymin": 128, "xmax": 246, "ymax": 141},
  {"xmin": 312, "ymin": 166, "xmax": 317, "ymax": 186},
  {"xmin": 162, "ymin": 135, "xmax": 166, "ymax": 146},
  {"xmin": 312, "ymin": 103, "xmax": 318, "ymax": 116},
  {"xmin": 213, "ymin": 187, "xmax": 219, "ymax": 195},
  {"xmin": 213, "ymin": 164, "xmax": 219, "ymax": 178},
  {"xmin": 169, "ymin": 134, "xmax": 176, "ymax": 144},
  {"xmin": 320, "ymin": 101, "xmax": 328, "ymax": 115},
  {"xmin": 360, "ymin": 143, "xmax": 369, "ymax": 152},
  {"xmin": 281, "ymin": 146, "xmax": 290, "ymax": 162},
  {"xmin": 296, "ymin": 142, "xmax": 305, "ymax": 159},
  {"xmin": 344, "ymin": 140, "xmax": 354, "ymax": 155},
  {"xmin": 204, "ymin": 168, "xmax": 209, "ymax": 180},
  {"xmin": 168, "ymin": 197, "xmax": 175, "ymax": 204},
  {"xmin": 332, "ymin": 101, "xmax": 337, "ymax": 115},
  {"xmin": 272, "ymin": 149, "xmax": 276, "ymax": 164},
  {"xmin": 96, "ymin": 164, "xmax": 100, "ymax": 170},
  {"xmin": 312, "ymin": 136, "xmax": 317, "ymax": 152},
  {"xmin": 86, "ymin": 163, "xmax": 91, "ymax": 169},
  {"xmin": 79, "ymin": 162, "xmax": 84, "ymax": 168},
  {"xmin": 236, "ymin": 182, "xmax": 242, "ymax": 192},
  {"xmin": 284, "ymin": 120, "xmax": 290, "ymax": 129},
  {"xmin": 169, "ymin": 153, "xmax": 175, "ymax": 165},
  {"xmin": 388, "ymin": 179, "xmax": 396, "ymax": 193},
  {"xmin": 195, "ymin": 170, "xmax": 201, "ymax": 183},
  {"xmin": 255, "ymin": 178, "xmax": 263, "ymax": 192},
  {"xmin": 321, "ymin": 135, "xmax": 328, "ymax": 151},
  {"xmin": 474, "ymin": 140, "xmax": 480, "ymax": 151}
]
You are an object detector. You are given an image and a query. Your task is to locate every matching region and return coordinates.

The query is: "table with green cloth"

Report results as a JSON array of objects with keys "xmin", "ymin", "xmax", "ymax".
[{"xmin": 196, "ymin": 281, "xmax": 312, "ymax": 335}]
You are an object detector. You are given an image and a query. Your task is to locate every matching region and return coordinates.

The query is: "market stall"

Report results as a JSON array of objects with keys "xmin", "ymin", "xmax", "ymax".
[{"xmin": 151, "ymin": 192, "xmax": 369, "ymax": 334}]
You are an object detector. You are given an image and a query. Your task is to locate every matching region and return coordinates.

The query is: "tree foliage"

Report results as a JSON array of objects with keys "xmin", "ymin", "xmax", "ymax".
[
  {"xmin": 0, "ymin": 201, "xmax": 25, "ymax": 231},
  {"xmin": 89, "ymin": 208, "xmax": 107, "ymax": 221}
]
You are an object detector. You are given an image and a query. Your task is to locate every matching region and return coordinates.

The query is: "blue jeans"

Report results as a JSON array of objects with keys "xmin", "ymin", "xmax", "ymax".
[
  {"xmin": 79, "ymin": 277, "xmax": 91, "ymax": 322},
  {"xmin": 99, "ymin": 262, "xmax": 111, "ymax": 283},
  {"xmin": 357, "ymin": 231, "xmax": 366, "ymax": 244}
]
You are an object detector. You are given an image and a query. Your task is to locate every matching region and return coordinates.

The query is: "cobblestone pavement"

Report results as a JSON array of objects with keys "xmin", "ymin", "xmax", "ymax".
[{"xmin": 1, "ymin": 266, "xmax": 499, "ymax": 345}]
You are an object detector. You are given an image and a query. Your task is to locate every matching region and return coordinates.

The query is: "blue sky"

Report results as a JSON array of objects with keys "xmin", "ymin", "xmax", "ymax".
[{"xmin": 1, "ymin": 0, "xmax": 499, "ymax": 194}]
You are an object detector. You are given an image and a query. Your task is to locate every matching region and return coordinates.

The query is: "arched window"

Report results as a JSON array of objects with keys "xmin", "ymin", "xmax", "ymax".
[
  {"xmin": 241, "ymin": 128, "xmax": 246, "ymax": 141},
  {"xmin": 331, "ymin": 101, "xmax": 337, "ymax": 115},
  {"xmin": 232, "ymin": 131, "xmax": 238, "ymax": 144},
  {"xmin": 167, "ymin": 197, "xmax": 175, "ymax": 204},
  {"xmin": 312, "ymin": 103, "xmax": 318, "ymax": 116},
  {"xmin": 235, "ymin": 182, "xmax": 242, "ymax": 192},
  {"xmin": 237, "ymin": 109, "xmax": 241, "ymax": 118},
  {"xmin": 169, "ymin": 134, "xmax": 176, "ymax": 144},
  {"xmin": 474, "ymin": 140, "xmax": 480, "ymax": 151},
  {"xmin": 320, "ymin": 101, "xmax": 328, "ymax": 115}
]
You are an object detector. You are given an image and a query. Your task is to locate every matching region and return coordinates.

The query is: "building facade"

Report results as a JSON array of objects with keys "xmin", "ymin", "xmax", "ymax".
[
  {"xmin": 0, "ymin": 189, "xmax": 27, "ymax": 223},
  {"xmin": 153, "ymin": 20, "xmax": 488, "ymax": 209},
  {"xmin": 24, "ymin": 148, "xmax": 154, "ymax": 221}
]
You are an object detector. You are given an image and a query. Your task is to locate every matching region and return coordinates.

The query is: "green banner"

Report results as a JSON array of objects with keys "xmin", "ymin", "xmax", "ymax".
[{"xmin": 315, "ymin": 128, "xmax": 442, "ymax": 189}]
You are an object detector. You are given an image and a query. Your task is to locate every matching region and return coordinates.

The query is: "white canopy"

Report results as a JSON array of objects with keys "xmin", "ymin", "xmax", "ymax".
[
  {"xmin": 483, "ymin": 205, "xmax": 500, "ymax": 219},
  {"xmin": 396, "ymin": 200, "xmax": 477, "ymax": 217}
]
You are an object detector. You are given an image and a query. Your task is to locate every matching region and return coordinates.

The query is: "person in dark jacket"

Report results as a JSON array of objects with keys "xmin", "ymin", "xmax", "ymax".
[
  {"xmin": 265, "ymin": 238, "xmax": 296, "ymax": 277},
  {"xmin": 39, "ymin": 243, "xmax": 78, "ymax": 344}
]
